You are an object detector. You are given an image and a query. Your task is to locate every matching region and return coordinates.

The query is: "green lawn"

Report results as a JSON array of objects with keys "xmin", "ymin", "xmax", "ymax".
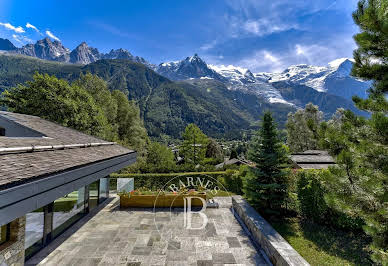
[{"xmin": 270, "ymin": 217, "xmax": 372, "ymax": 266}]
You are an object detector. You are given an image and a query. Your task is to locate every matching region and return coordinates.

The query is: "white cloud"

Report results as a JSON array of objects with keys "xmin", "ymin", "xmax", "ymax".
[
  {"xmin": 200, "ymin": 40, "xmax": 217, "ymax": 51},
  {"xmin": 294, "ymin": 44, "xmax": 339, "ymax": 65},
  {"xmin": 45, "ymin": 30, "xmax": 60, "ymax": 41},
  {"xmin": 12, "ymin": 34, "xmax": 33, "ymax": 44},
  {"xmin": 263, "ymin": 51, "xmax": 280, "ymax": 64},
  {"xmin": 12, "ymin": 34, "xmax": 22, "ymax": 44},
  {"xmin": 209, "ymin": 64, "xmax": 249, "ymax": 74},
  {"xmin": 236, "ymin": 37, "xmax": 356, "ymax": 72},
  {"xmin": 26, "ymin": 22, "xmax": 41, "ymax": 34},
  {"xmin": 0, "ymin": 22, "xmax": 25, "ymax": 33},
  {"xmin": 242, "ymin": 19, "xmax": 296, "ymax": 36},
  {"xmin": 239, "ymin": 50, "xmax": 285, "ymax": 72}
]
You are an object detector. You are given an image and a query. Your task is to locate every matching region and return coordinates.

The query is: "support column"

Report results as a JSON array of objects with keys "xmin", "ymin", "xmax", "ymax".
[
  {"xmin": 84, "ymin": 185, "xmax": 90, "ymax": 213},
  {"xmin": 106, "ymin": 177, "xmax": 110, "ymax": 199},
  {"xmin": 99, "ymin": 177, "xmax": 109, "ymax": 201},
  {"xmin": 42, "ymin": 203, "xmax": 53, "ymax": 245}
]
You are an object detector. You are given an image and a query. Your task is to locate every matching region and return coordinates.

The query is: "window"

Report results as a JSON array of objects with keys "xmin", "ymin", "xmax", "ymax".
[
  {"xmin": 0, "ymin": 127, "xmax": 5, "ymax": 136},
  {"xmin": 25, "ymin": 207, "xmax": 44, "ymax": 258},
  {"xmin": 0, "ymin": 223, "xmax": 10, "ymax": 245},
  {"xmin": 89, "ymin": 180, "xmax": 100, "ymax": 210},
  {"xmin": 52, "ymin": 188, "xmax": 86, "ymax": 238},
  {"xmin": 99, "ymin": 178, "xmax": 109, "ymax": 202}
]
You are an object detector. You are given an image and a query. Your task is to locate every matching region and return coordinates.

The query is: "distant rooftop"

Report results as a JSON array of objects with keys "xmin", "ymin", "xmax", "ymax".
[
  {"xmin": 0, "ymin": 111, "xmax": 134, "ymax": 189},
  {"xmin": 290, "ymin": 150, "xmax": 336, "ymax": 169},
  {"xmin": 215, "ymin": 158, "xmax": 251, "ymax": 169}
]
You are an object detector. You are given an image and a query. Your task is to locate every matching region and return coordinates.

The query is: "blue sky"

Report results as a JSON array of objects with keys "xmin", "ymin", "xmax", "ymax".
[{"xmin": 0, "ymin": 0, "xmax": 360, "ymax": 72}]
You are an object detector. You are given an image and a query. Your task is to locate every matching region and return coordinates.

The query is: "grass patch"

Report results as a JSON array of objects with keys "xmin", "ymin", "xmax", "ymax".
[{"xmin": 270, "ymin": 217, "xmax": 372, "ymax": 266}]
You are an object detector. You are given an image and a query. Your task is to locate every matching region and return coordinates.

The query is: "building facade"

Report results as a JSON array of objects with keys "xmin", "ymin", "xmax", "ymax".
[{"xmin": 0, "ymin": 112, "xmax": 137, "ymax": 265}]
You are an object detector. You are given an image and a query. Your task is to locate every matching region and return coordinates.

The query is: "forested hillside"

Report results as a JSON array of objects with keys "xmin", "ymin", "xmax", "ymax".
[
  {"xmin": 0, "ymin": 54, "xmax": 291, "ymax": 138},
  {"xmin": 0, "ymin": 54, "xmax": 365, "ymax": 139}
]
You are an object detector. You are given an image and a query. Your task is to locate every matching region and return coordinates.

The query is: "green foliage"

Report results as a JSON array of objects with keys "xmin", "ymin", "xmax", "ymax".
[
  {"xmin": 271, "ymin": 217, "xmax": 373, "ymax": 266},
  {"xmin": 0, "ymin": 54, "xmax": 80, "ymax": 93},
  {"xmin": 0, "ymin": 73, "xmax": 108, "ymax": 137},
  {"xmin": 0, "ymin": 72, "xmax": 149, "ymax": 152},
  {"xmin": 220, "ymin": 167, "xmax": 244, "ymax": 194},
  {"xmin": 352, "ymin": 0, "xmax": 388, "ymax": 110},
  {"xmin": 111, "ymin": 90, "xmax": 148, "ymax": 153},
  {"xmin": 137, "ymin": 142, "xmax": 176, "ymax": 173},
  {"xmin": 286, "ymin": 103, "xmax": 323, "ymax": 152},
  {"xmin": 297, "ymin": 170, "xmax": 329, "ymax": 222},
  {"xmin": 0, "ymin": 55, "xmax": 295, "ymax": 139},
  {"xmin": 205, "ymin": 138, "xmax": 223, "ymax": 162},
  {"xmin": 243, "ymin": 112, "xmax": 289, "ymax": 216},
  {"xmin": 229, "ymin": 148, "xmax": 238, "ymax": 159},
  {"xmin": 179, "ymin": 124, "xmax": 209, "ymax": 165},
  {"xmin": 73, "ymin": 73, "xmax": 118, "ymax": 139},
  {"xmin": 323, "ymin": 149, "xmax": 388, "ymax": 262},
  {"xmin": 111, "ymin": 171, "xmax": 229, "ymax": 191},
  {"xmin": 317, "ymin": 109, "xmax": 387, "ymax": 262},
  {"xmin": 295, "ymin": 170, "xmax": 364, "ymax": 230},
  {"xmin": 317, "ymin": 2, "xmax": 388, "ymax": 261}
]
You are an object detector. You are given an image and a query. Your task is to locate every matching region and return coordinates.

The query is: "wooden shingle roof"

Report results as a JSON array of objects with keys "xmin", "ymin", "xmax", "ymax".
[
  {"xmin": 290, "ymin": 150, "xmax": 336, "ymax": 169},
  {"xmin": 0, "ymin": 111, "xmax": 134, "ymax": 189}
]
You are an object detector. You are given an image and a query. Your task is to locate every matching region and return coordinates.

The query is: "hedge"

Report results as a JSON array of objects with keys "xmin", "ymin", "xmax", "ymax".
[
  {"xmin": 297, "ymin": 170, "xmax": 328, "ymax": 222},
  {"xmin": 296, "ymin": 169, "xmax": 364, "ymax": 230},
  {"xmin": 110, "ymin": 171, "xmax": 236, "ymax": 192}
]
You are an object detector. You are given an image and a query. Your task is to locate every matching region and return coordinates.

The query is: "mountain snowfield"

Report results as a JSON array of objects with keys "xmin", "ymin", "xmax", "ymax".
[
  {"xmin": 208, "ymin": 64, "xmax": 291, "ymax": 105},
  {"xmin": 157, "ymin": 55, "xmax": 371, "ymax": 107},
  {"xmin": 0, "ymin": 37, "xmax": 371, "ymax": 110}
]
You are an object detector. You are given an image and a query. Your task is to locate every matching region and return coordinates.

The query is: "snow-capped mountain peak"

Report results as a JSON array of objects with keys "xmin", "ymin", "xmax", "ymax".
[
  {"xmin": 208, "ymin": 64, "xmax": 256, "ymax": 84},
  {"xmin": 328, "ymin": 58, "xmax": 355, "ymax": 69},
  {"xmin": 254, "ymin": 57, "xmax": 370, "ymax": 99},
  {"xmin": 188, "ymin": 53, "xmax": 203, "ymax": 63},
  {"xmin": 156, "ymin": 54, "xmax": 224, "ymax": 81}
]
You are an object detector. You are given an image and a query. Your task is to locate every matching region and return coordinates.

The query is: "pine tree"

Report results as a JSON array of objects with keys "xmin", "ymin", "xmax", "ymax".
[
  {"xmin": 179, "ymin": 124, "xmax": 208, "ymax": 165},
  {"xmin": 205, "ymin": 138, "xmax": 223, "ymax": 160},
  {"xmin": 321, "ymin": 1, "xmax": 388, "ymax": 263},
  {"xmin": 286, "ymin": 103, "xmax": 323, "ymax": 152},
  {"xmin": 352, "ymin": 0, "xmax": 388, "ymax": 113},
  {"xmin": 243, "ymin": 112, "xmax": 288, "ymax": 216},
  {"xmin": 229, "ymin": 148, "xmax": 238, "ymax": 159}
]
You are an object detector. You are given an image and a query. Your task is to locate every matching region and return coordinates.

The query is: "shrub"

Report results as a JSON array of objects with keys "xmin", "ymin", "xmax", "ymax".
[
  {"xmin": 285, "ymin": 169, "xmax": 299, "ymax": 214},
  {"xmin": 296, "ymin": 169, "xmax": 364, "ymax": 230},
  {"xmin": 111, "ymin": 171, "xmax": 231, "ymax": 191},
  {"xmin": 297, "ymin": 170, "xmax": 328, "ymax": 223},
  {"xmin": 220, "ymin": 168, "xmax": 243, "ymax": 194}
]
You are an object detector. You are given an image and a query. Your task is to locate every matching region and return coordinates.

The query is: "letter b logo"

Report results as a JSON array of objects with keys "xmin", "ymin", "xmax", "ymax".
[{"xmin": 183, "ymin": 196, "xmax": 208, "ymax": 230}]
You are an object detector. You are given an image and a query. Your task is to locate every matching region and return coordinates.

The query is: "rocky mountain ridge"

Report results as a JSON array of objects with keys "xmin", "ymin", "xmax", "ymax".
[
  {"xmin": 0, "ymin": 37, "xmax": 152, "ymax": 66},
  {"xmin": 0, "ymin": 38, "xmax": 17, "ymax": 51},
  {"xmin": 0, "ymin": 36, "xmax": 371, "ymax": 121},
  {"xmin": 156, "ymin": 55, "xmax": 371, "ymax": 104}
]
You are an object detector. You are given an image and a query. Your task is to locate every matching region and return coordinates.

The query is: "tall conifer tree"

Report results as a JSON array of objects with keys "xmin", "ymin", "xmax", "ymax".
[
  {"xmin": 322, "ymin": 1, "xmax": 388, "ymax": 263},
  {"xmin": 243, "ymin": 112, "xmax": 288, "ymax": 216}
]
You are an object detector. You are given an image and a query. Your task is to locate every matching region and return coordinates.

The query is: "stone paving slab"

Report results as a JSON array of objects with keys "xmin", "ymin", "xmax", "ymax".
[{"xmin": 26, "ymin": 196, "xmax": 269, "ymax": 266}]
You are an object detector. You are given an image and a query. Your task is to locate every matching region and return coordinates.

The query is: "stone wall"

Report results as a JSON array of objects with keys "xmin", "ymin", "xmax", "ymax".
[
  {"xmin": 232, "ymin": 196, "xmax": 309, "ymax": 266},
  {"xmin": 0, "ymin": 216, "xmax": 26, "ymax": 266}
]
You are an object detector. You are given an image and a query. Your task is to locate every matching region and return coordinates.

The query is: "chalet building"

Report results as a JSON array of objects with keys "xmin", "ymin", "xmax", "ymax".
[
  {"xmin": 0, "ymin": 111, "xmax": 136, "ymax": 265},
  {"xmin": 215, "ymin": 158, "xmax": 252, "ymax": 170},
  {"xmin": 290, "ymin": 150, "xmax": 336, "ymax": 169}
]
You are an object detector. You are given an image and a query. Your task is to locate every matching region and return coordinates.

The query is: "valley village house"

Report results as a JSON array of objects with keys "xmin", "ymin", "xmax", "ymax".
[{"xmin": 0, "ymin": 111, "xmax": 137, "ymax": 265}]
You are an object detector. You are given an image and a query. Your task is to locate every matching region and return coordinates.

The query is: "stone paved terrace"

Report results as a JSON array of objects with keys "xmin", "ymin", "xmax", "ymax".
[{"xmin": 26, "ymin": 196, "xmax": 270, "ymax": 266}]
